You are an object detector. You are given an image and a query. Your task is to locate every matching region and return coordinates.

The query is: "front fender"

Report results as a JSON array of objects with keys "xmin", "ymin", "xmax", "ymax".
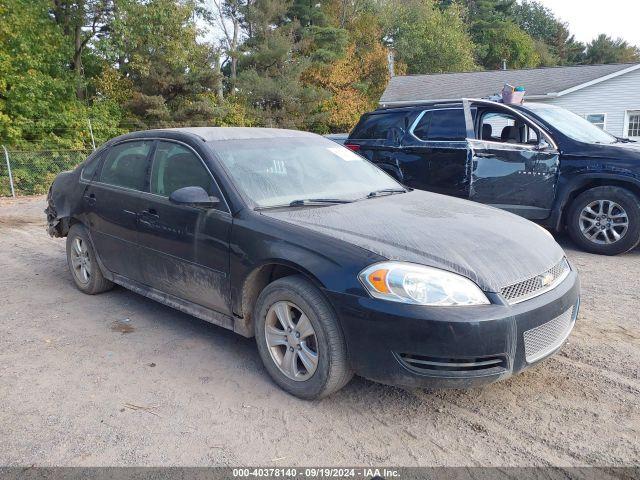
[{"xmin": 229, "ymin": 211, "xmax": 384, "ymax": 325}]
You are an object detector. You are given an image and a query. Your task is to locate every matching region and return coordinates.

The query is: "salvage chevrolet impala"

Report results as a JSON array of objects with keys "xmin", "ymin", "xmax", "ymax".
[{"xmin": 46, "ymin": 128, "xmax": 580, "ymax": 399}]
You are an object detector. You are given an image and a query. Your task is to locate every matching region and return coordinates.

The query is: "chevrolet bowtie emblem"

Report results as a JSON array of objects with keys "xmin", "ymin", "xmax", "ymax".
[{"xmin": 539, "ymin": 273, "xmax": 555, "ymax": 287}]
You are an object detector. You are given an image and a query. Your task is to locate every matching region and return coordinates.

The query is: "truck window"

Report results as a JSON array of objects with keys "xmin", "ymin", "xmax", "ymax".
[
  {"xmin": 480, "ymin": 111, "xmax": 538, "ymax": 145},
  {"xmin": 350, "ymin": 112, "xmax": 408, "ymax": 142},
  {"xmin": 412, "ymin": 109, "xmax": 466, "ymax": 142}
]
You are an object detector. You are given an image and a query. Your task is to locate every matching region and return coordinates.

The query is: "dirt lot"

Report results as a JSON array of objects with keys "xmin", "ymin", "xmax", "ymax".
[{"xmin": 1, "ymin": 195, "xmax": 639, "ymax": 467}]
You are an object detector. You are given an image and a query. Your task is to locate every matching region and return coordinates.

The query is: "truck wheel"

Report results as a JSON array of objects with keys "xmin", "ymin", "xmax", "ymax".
[
  {"xmin": 66, "ymin": 224, "xmax": 114, "ymax": 294},
  {"xmin": 254, "ymin": 275, "xmax": 353, "ymax": 400},
  {"xmin": 567, "ymin": 186, "xmax": 640, "ymax": 255}
]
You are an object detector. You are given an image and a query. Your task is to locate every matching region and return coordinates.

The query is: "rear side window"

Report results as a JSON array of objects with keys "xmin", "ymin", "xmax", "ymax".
[
  {"xmin": 150, "ymin": 141, "xmax": 218, "ymax": 198},
  {"xmin": 80, "ymin": 151, "xmax": 104, "ymax": 181},
  {"xmin": 350, "ymin": 112, "xmax": 408, "ymax": 142},
  {"xmin": 99, "ymin": 141, "xmax": 153, "ymax": 191},
  {"xmin": 412, "ymin": 109, "xmax": 467, "ymax": 141}
]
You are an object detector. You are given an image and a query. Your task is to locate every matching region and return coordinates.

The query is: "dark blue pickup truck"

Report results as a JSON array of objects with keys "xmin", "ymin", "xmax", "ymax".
[{"xmin": 345, "ymin": 99, "xmax": 640, "ymax": 255}]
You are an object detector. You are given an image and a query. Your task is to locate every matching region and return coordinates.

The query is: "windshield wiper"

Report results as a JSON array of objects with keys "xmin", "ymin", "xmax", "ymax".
[
  {"xmin": 256, "ymin": 198, "xmax": 353, "ymax": 210},
  {"xmin": 288, "ymin": 198, "xmax": 353, "ymax": 207},
  {"xmin": 365, "ymin": 188, "xmax": 408, "ymax": 199}
]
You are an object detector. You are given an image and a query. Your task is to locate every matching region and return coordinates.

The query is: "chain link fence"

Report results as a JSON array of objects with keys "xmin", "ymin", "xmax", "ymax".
[{"xmin": 1, "ymin": 148, "xmax": 91, "ymax": 197}]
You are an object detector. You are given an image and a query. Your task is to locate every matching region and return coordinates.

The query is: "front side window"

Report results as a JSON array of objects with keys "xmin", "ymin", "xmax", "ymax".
[
  {"xmin": 213, "ymin": 137, "xmax": 402, "ymax": 208},
  {"xmin": 150, "ymin": 142, "xmax": 216, "ymax": 197},
  {"xmin": 99, "ymin": 141, "xmax": 153, "ymax": 191},
  {"xmin": 412, "ymin": 109, "xmax": 467, "ymax": 142},
  {"xmin": 479, "ymin": 111, "xmax": 538, "ymax": 145},
  {"xmin": 627, "ymin": 111, "xmax": 640, "ymax": 138}
]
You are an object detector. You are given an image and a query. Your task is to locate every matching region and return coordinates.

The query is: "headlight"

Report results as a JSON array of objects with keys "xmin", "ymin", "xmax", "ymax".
[{"xmin": 359, "ymin": 262, "xmax": 490, "ymax": 306}]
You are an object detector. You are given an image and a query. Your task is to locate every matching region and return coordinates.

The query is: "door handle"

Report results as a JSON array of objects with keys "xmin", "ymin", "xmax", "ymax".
[
  {"xmin": 474, "ymin": 152, "xmax": 494, "ymax": 159},
  {"xmin": 139, "ymin": 208, "xmax": 160, "ymax": 221},
  {"xmin": 83, "ymin": 193, "xmax": 97, "ymax": 206}
]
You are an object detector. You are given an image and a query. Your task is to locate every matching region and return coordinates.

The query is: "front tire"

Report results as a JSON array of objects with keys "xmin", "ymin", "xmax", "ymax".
[
  {"xmin": 254, "ymin": 275, "xmax": 353, "ymax": 399},
  {"xmin": 567, "ymin": 186, "xmax": 640, "ymax": 255},
  {"xmin": 66, "ymin": 224, "xmax": 114, "ymax": 294}
]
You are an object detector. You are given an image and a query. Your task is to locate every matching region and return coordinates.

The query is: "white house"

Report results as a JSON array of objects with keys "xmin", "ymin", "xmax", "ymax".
[{"xmin": 379, "ymin": 63, "xmax": 640, "ymax": 140}]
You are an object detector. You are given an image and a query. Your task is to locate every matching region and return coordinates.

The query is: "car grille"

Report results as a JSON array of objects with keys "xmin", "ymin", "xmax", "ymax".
[
  {"xmin": 396, "ymin": 353, "xmax": 507, "ymax": 375},
  {"xmin": 523, "ymin": 306, "xmax": 575, "ymax": 363},
  {"xmin": 501, "ymin": 258, "xmax": 570, "ymax": 305}
]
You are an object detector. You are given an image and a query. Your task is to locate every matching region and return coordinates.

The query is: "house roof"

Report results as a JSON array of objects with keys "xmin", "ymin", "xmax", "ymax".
[{"xmin": 380, "ymin": 63, "xmax": 640, "ymax": 106}]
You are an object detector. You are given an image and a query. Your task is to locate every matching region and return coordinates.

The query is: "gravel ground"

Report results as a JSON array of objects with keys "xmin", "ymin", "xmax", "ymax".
[{"xmin": 0, "ymin": 195, "xmax": 638, "ymax": 467}]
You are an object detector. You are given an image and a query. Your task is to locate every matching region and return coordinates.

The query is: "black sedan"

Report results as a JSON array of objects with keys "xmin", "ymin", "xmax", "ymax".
[{"xmin": 46, "ymin": 128, "xmax": 580, "ymax": 399}]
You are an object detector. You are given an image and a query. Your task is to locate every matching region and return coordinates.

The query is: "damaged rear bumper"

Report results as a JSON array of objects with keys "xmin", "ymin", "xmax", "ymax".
[
  {"xmin": 45, "ymin": 195, "xmax": 62, "ymax": 237},
  {"xmin": 325, "ymin": 269, "xmax": 580, "ymax": 389}
]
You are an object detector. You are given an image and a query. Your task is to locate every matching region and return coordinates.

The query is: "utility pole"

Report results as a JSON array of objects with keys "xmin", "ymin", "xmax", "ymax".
[{"xmin": 387, "ymin": 50, "xmax": 395, "ymax": 77}]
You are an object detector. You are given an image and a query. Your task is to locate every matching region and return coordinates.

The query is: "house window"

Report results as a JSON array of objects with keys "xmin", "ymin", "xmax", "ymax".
[
  {"xmin": 627, "ymin": 111, "xmax": 640, "ymax": 138},
  {"xmin": 585, "ymin": 114, "xmax": 606, "ymax": 130}
]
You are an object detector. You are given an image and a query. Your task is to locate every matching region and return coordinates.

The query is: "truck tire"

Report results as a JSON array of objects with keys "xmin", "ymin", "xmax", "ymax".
[
  {"xmin": 254, "ymin": 275, "xmax": 353, "ymax": 399},
  {"xmin": 567, "ymin": 186, "xmax": 640, "ymax": 255},
  {"xmin": 66, "ymin": 223, "xmax": 114, "ymax": 294}
]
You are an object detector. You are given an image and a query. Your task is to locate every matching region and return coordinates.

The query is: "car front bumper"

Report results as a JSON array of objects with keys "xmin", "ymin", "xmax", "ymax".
[{"xmin": 325, "ymin": 268, "xmax": 580, "ymax": 389}]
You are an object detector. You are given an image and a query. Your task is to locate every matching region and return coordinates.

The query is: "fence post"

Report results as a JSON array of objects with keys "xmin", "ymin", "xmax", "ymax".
[
  {"xmin": 2, "ymin": 145, "xmax": 15, "ymax": 198},
  {"xmin": 88, "ymin": 119, "xmax": 96, "ymax": 151}
]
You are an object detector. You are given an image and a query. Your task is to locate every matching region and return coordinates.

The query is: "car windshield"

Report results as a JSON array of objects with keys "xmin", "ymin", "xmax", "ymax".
[
  {"xmin": 524, "ymin": 103, "xmax": 617, "ymax": 144},
  {"xmin": 213, "ymin": 137, "xmax": 403, "ymax": 208}
]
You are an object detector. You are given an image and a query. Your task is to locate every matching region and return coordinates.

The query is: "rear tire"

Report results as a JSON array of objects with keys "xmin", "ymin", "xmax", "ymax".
[
  {"xmin": 254, "ymin": 275, "xmax": 353, "ymax": 400},
  {"xmin": 66, "ymin": 224, "xmax": 114, "ymax": 294},
  {"xmin": 566, "ymin": 186, "xmax": 640, "ymax": 255}
]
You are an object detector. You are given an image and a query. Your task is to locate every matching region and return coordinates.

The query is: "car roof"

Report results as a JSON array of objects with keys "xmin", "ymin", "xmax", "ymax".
[{"xmin": 124, "ymin": 127, "xmax": 319, "ymax": 143}]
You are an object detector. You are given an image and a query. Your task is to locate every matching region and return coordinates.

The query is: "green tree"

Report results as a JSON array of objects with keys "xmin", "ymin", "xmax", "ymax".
[
  {"xmin": 584, "ymin": 34, "xmax": 640, "ymax": 64},
  {"xmin": 383, "ymin": 0, "xmax": 477, "ymax": 74},
  {"xmin": 455, "ymin": 0, "xmax": 540, "ymax": 69},
  {"xmin": 0, "ymin": 0, "xmax": 92, "ymax": 148},
  {"xmin": 509, "ymin": 1, "xmax": 585, "ymax": 65},
  {"xmin": 97, "ymin": 0, "xmax": 219, "ymax": 127},
  {"xmin": 50, "ymin": 0, "xmax": 114, "ymax": 99},
  {"xmin": 479, "ymin": 21, "xmax": 540, "ymax": 69},
  {"xmin": 233, "ymin": 0, "xmax": 349, "ymax": 129}
]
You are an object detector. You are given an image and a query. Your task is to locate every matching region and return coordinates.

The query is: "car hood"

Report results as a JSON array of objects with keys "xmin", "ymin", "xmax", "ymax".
[
  {"xmin": 261, "ymin": 191, "xmax": 566, "ymax": 293},
  {"xmin": 569, "ymin": 140, "xmax": 640, "ymax": 161}
]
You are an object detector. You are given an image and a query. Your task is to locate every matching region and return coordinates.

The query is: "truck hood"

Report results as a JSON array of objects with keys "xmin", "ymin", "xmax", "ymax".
[
  {"xmin": 567, "ymin": 140, "xmax": 640, "ymax": 161},
  {"xmin": 261, "ymin": 191, "xmax": 566, "ymax": 293}
]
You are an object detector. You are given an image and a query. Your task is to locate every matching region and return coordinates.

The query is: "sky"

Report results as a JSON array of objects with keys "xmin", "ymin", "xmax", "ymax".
[{"xmin": 537, "ymin": 0, "xmax": 640, "ymax": 47}]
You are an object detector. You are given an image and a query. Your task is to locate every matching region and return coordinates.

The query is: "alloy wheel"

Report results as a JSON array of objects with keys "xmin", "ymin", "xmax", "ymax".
[
  {"xmin": 579, "ymin": 199, "xmax": 629, "ymax": 245},
  {"xmin": 70, "ymin": 237, "xmax": 92, "ymax": 284},
  {"xmin": 264, "ymin": 301, "xmax": 319, "ymax": 381}
]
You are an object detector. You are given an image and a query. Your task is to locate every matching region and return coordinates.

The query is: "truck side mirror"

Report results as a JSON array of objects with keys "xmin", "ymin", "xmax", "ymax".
[{"xmin": 537, "ymin": 138, "xmax": 553, "ymax": 151}]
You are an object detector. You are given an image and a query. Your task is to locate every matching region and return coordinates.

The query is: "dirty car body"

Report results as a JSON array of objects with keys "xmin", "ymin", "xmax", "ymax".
[{"xmin": 47, "ymin": 128, "xmax": 580, "ymax": 393}]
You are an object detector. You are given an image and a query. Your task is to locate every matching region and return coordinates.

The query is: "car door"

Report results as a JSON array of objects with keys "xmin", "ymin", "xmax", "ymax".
[
  {"xmin": 466, "ymin": 101, "xmax": 560, "ymax": 220},
  {"xmin": 398, "ymin": 108, "xmax": 471, "ymax": 196},
  {"xmin": 135, "ymin": 140, "xmax": 232, "ymax": 314},
  {"xmin": 84, "ymin": 139, "xmax": 153, "ymax": 282}
]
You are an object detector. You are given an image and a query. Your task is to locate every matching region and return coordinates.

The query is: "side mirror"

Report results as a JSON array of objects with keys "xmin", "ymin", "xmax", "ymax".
[{"xmin": 169, "ymin": 186, "xmax": 220, "ymax": 208}]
